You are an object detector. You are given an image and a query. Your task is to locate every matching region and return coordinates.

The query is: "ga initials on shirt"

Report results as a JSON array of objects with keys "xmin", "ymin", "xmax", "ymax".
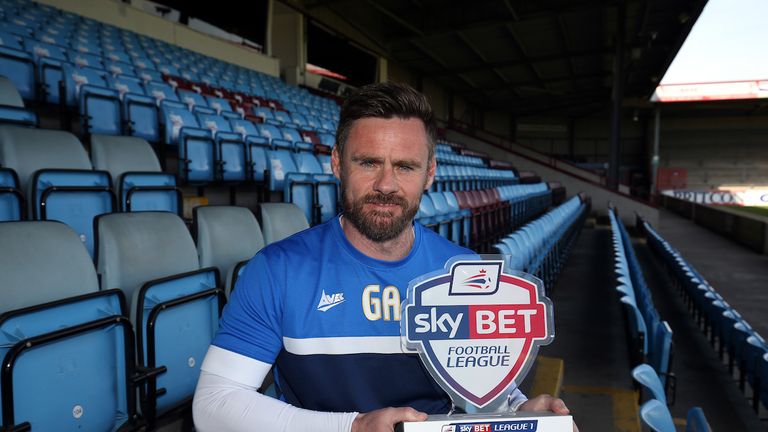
[{"xmin": 362, "ymin": 285, "xmax": 401, "ymax": 321}]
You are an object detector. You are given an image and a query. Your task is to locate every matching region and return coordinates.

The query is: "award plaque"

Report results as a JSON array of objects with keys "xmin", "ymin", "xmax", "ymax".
[{"xmin": 399, "ymin": 257, "xmax": 572, "ymax": 432}]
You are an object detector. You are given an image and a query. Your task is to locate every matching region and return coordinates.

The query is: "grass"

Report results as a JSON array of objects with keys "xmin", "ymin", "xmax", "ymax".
[{"xmin": 723, "ymin": 206, "xmax": 768, "ymax": 218}]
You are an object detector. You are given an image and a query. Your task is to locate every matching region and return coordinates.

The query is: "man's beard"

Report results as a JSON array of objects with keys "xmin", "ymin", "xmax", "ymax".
[{"xmin": 341, "ymin": 186, "xmax": 420, "ymax": 243}]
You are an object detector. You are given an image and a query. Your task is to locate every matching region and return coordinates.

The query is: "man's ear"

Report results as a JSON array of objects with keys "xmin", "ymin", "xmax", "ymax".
[
  {"xmin": 424, "ymin": 158, "xmax": 436, "ymax": 191},
  {"xmin": 331, "ymin": 146, "xmax": 342, "ymax": 181}
]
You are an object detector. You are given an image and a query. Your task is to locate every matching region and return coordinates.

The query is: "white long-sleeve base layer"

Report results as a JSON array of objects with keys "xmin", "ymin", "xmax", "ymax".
[
  {"xmin": 192, "ymin": 345, "xmax": 527, "ymax": 432},
  {"xmin": 193, "ymin": 346, "xmax": 357, "ymax": 432}
]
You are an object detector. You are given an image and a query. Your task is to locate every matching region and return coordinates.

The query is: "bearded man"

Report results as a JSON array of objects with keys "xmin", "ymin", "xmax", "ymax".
[{"xmin": 193, "ymin": 82, "xmax": 572, "ymax": 432}]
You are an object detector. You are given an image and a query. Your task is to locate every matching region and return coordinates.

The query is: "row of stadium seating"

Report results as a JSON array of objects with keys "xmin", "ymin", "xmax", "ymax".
[
  {"xmin": 0, "ymin": 122, "xmax": 524, "ymax": 255},
  {"xmin": 492, "ymin": 194, "xmax": 589, "ymax": 292},
  {"xmin": 640, "ymin": 218, "xmax": 768, "ymax": 415},
  {"xmin": 0, "ymin": 0, "xmax": 337, "ymax": 111},
  {"xmin": 418, "ymin": 183, "xmax": 552, "ymax": 249},
  {"xmin": 609, "ymin": 209, "xmax": 674, "ymax": 384},
  {"xmin": 0, "ymin": 202, "xmax": 308, "ymax": 431},
  {"xmin": 608, "ymin": 209, "xmax": 711, "ymax": 431}
]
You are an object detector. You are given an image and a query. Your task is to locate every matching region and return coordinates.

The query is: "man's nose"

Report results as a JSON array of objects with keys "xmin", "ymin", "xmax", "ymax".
[{"xmin": 373, "ymin": 165, "xmax": 398, "ymax": 194}]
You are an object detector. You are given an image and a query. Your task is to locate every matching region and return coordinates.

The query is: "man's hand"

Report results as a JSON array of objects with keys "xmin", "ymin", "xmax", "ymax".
[
  {"xmin": 518, "ymin": 394, "xmax": 579, "ymax": 432},
  {"xmin": 352, "ymin": 407, "xmax": 428, "ymax": 432}
]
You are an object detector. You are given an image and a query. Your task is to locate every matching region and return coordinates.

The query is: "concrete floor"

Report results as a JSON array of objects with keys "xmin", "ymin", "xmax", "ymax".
[{"xmin": 542, "ymin": 213, "xmax": 767, "ymax": 431}]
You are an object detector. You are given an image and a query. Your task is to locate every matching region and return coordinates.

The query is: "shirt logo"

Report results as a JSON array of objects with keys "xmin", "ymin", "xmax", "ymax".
[{"xmin": 317, "ymin": 290, "xmax": 345, "ymax": 312}]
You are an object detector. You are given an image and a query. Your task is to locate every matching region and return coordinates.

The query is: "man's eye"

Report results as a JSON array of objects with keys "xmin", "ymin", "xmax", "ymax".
[
  {"xmin": 397, "ymin": 165, "xmax": 415, "ymax": 172},
  {"xmin": 360, "ymin": 161, "xmax": 376, "ymax": 168}
]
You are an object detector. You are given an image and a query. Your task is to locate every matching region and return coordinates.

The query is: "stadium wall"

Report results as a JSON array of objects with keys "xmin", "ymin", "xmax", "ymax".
[
  {"xmin": 36, "ymin": 0, "xmax": 280, "ymax": 77},
  {"xmin": 659, "ymin": 114, "xmax": 768, "ymax": 190}
]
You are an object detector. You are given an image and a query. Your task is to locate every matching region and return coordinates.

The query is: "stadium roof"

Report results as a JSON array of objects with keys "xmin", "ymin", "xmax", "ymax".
[{"xmin": 300, "ymin": 0, "xmax": 707, "ymax": 118}]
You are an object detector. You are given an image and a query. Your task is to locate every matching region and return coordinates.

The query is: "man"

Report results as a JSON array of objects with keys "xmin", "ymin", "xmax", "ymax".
[{"xmin": 193, "ymin": 82, "xmax": 573, "ymax": 431}]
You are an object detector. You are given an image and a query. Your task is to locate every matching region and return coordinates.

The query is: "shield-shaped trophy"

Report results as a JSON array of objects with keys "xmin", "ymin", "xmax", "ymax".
[{"xmin": 399, "ymin": 257, "xmax": 573, "ymax": 431}]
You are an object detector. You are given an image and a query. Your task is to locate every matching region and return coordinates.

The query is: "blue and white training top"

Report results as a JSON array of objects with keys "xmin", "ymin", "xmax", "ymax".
[{"xmin": 212, "ymin": 215, "xmax": 474, "ymax": 414}]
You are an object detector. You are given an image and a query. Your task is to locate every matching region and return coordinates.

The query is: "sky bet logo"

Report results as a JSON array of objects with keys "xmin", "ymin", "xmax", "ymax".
[{"xmin": 403, "ymin": 259, "xmax": 554, "ymax": 410}]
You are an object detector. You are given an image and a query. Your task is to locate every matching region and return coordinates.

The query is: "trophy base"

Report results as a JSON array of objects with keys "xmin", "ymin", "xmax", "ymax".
[{"xmin": 396, "ymin": 411, "xmax": 572, "ymax": 432}]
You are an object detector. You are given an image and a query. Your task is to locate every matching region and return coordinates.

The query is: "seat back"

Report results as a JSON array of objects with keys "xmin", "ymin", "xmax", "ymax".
[
  {"xmin": 0, "ymin": 221, "xmax": 98, "ymax": 314},
  {"xmin": 0, "ymin": 47, "xmax": 35, "ymax": 100},
  {"xmin": 685, "ymin": 407, "xmax": 711, "ymax": 432},
  {"xmin": 0, "ymin": 74, "xmax": 24, "ymax": 107},
  {"xmin": 90, "ymin": 134, "xmax": 161, "ymax": 180},
  {"xmin": 0, "ymin": 167, "xmax": 22, "ymax": 221},
  {"xmin": 193, "ymin": 205, "xmax": 264, "ymax": 290},
  {"xmin": 0, "ymin": 224, "xmax": 131, "ymax": 431},
  {"xmin": 31, "ymin": 169, "xmax": 114, "ymax": 255},
  {"xmin": 639, "ymin": 399, "xmax": 675, "ymax": 432},
  {"xmin": 95, "ymin": 212, "xmax": 200, "ymax": 314},
  {"xmin": 260, "ymin": 202, "xmax": 310, "ymax": 245},
  {"xmin": 631, "ymin": 363, "xmax": 666, "ymax": 404},
  {"xmin": 0, "ymin": 125, "xmax": 91, "ymax": 203}
]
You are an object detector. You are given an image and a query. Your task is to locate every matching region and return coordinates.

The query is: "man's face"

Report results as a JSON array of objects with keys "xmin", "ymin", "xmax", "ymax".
[{"xmin": 332, "ymin": 117, "xmax": 436, "ymax": 243}]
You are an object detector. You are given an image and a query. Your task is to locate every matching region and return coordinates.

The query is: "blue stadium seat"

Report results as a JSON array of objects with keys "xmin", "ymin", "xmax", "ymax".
[
  {"xmin": 196, "ymin": 112, "xmax": 247, "ymax": 181},
  {"xmin": 108, "ymin": 74, "xmax": 159, "ymax": 142},
  {"xmin": 95, "ymin": 212, "xmax": 223, "ymax": 423},
  {"xmin": 444, "ymin": 191, "xmax": 471, "ymax": 246},
  {"xmin": 0, "ymin": 167, "xmax": 23, "ymax": 221},
  {"xmin": 178, "ymin": 88, "xmax": 208, "ymax": 111},
  {"xmin": 146, "ymin": 80, "xmax": 179, "ymax": 105},
  {"xmin": 61, "ymin": 64, "xmax": 122, "ymax": 135},
  {"xmin": 292, "ymin": 152, "xmax": 338, "ymax": 224},
  {"xmin": 0, "ymin": 45, "xmax": 35, "ymax": 100},
  {"xmin": 193, "ymin": 205, "xmax": 265, "ymax": 296},
  {"xmin": 25, "ymin": 38, "xmax": 68, "ymax": 103},
  {"xmin": 631, "ymin": 363, "xmax": 667, "ymax": 404},
  {"xmin": 204, "ymin": 95, "xmax": 234, "ymax": 116},
  {"xmin": 639, "ymin": 399, "xmax": 675, "ymax": 432},
  {"xmin": 685, "ymin": 407, "xmax": 711, "ymax": 432},
  {"xmin": 160, "ymin": 100, "xmax": 215, "ymax": 183},
  {"xmin": 265, "ymin": 148, "xmax": 314, "ymax": 222},
  {"xmin": 257, "ymin": 123, "xmax": 292, "ymax": 150},
  {"xmin": 90, "ymin": 134, "xmax": 181, "ymax": 214},
  {"xmin": 0, "ymin": 221, "xmax": 138, "ymax": 432},
  {"xmin": 417, "ymin": 194, "xmax": 438, "ymax": 231}
]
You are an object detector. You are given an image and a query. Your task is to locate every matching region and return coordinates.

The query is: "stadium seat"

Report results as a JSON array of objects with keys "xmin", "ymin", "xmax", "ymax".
[
  {"xmin": 260, "ymin": 202, "xmax": 309, "ymax": 245},
  {"xmin": 292, "ymin": 152, "xmax": 339, "ymax": 224},
  {"xmin": 0, "ymin": 167, "xmax": 23, "ymax": 221},
  {"xmin": 0, "ymin": 75, "xmax": 36, "ymax": 126},
  {"xmin": 90, "ymin": 134, "xmax": 181, "ymax": 214},
  {"xmin": 95, "ymin": 212, "xmax": 223, "ymax": 423},
  {"xmin": 25, "ymin": 38, "xmax": 68, "ymax": 104},
  {"xmin": 108, "ymin": 75, "xmax": 160, "ymax": 142},
  {"xmin": 0, "ymin": 125, "xmax": 115, "ymax": 256},
  {"xmin": 193, "ymin": 205, "xmax": 265, "ymax": 295},
  {"xmin": 631, "ymin": 363, "xmax": 667, "ymax": 404},
  {"xmin": 639, "ymin": 399, "xmax": 675, "ymax": 432},
  {"xmin": 195, "ymin": 111, "xmax": 247, "ymax": 181},
  {"xmin": 264, "ymin": 148, "xmax": 315, "ymax": 222},
  {"xmin": 0, "ymin": 221, "xmax": 138, "ymax": 432},
  {"xmin": 685, "ymin": 407, "xmax": 712, "ymax": 432},
  {"xmin": 160, "ymin": 100, "xmax": 215, "ymax": 183},
  {"xmin": 0, "ymin": 45, "xmax": 35, "ymax": 101}
]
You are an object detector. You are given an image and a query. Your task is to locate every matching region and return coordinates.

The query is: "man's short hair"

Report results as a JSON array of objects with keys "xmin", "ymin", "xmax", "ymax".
[{"xmin": 335, "ymin": 81, "xmax": 437, "ymax": 161}]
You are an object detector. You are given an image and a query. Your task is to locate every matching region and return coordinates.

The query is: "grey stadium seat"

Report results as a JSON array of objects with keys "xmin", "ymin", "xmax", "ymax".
[
  {"xmin": 0, "ymin": 125, "xmax": 92, "ymax": 211},
  {"xmin": 0, "ymin": 221, "xmax": 135, "ymax": 431},
  {"xmin": 260, "ymin": 202, "xmax": 310, "ymax": 245},
  {"xmin": 90, "ymin": 134, "xmax": 180, "ymax": 213},
  {"xmin": 193, "ymin": 205, "xmax": 265, "ymax": 296},
  {"xmin": 0, "ymin": 75, "xmax": 36, "ymax": 126},
  {"xmin": 95, "ymin": 211, "xmax": 223, "ymax": 421},
  {"xmin": 0, "ymin": 221, "xmax": 98, "ymax": 313}
]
